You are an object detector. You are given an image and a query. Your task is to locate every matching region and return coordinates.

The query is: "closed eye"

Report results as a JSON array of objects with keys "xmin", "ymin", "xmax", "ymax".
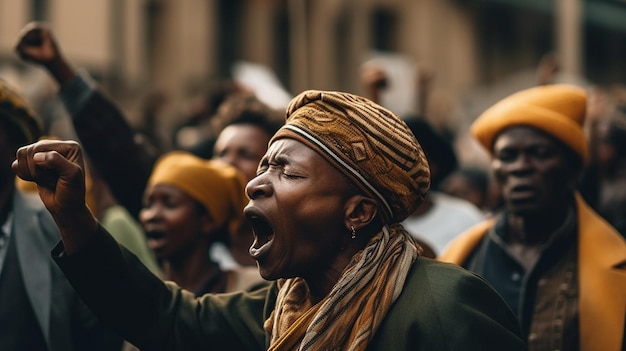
[
  {"xmin": 256, "ymin": 157, "xmax": 269, "ymax": 176},
  {"xmin": 256, "ymin": 166, "xmax": 268, "ymax": 176}
]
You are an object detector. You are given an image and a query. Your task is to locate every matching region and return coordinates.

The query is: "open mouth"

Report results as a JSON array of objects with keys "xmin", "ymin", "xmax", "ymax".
[
  {"xmin": 246, "ymin": 213, "xmax": 274, "ymax": 259},
  {"xmin": 509, "ymin": 185, "xmax": 537, "ymax": 200},
  {"xmin": 144, "ymin": 230, "xmax": 166, "ymax": 250},
  {"xmin": 145, "ymin": 230, "xmax": 165, "ymax": 240}
]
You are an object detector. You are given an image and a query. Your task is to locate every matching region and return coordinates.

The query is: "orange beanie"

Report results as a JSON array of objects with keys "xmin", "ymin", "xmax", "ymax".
[
  {"xmin": 148, "ymin": 151, "xmax": 248, "ymax": 231},
  {"xmin": 471, "ymin": 84, "xmax": 588, "ymax": 162}
]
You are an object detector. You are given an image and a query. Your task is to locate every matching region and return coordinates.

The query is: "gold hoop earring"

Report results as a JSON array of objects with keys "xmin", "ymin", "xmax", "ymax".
[{"xmin": 350, "ymin": 225, "xmax": 356, "ymax": 239}]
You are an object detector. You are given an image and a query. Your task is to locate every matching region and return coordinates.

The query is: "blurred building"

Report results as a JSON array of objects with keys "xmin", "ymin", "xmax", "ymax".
[{"xmin": 0, "ymin": 0, "xmax": 625, "ymax": 142}]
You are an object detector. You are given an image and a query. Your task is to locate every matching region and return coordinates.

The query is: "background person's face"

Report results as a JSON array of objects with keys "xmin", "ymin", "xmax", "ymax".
[
  {"xmin": 140, "ymin": 184, "xmax": 209, "ymax": 260},
  {"xmin": 491, "ymin": 126, "xmax": 578, "ymax": 216},
  {"xmin": 213, "ymin": 124, "xmax": 271, "ymax": 182},
  {"xmin": 244, "ymin": 139, "xmax": 355, "ymax": 281}
]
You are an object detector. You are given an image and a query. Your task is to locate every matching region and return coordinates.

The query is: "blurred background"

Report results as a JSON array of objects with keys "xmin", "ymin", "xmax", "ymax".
[{"xmin": 0, "ymin": 0, "xmax": 625, "ymax": 165}]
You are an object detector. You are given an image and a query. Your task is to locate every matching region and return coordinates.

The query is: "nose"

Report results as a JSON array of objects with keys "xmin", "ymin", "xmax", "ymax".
[
  {"xmin": 508, "ymin": 154, "xmax": 533, "ymax": 175},
  {"xmin": 245, "ymin": 175, "xmax": 273, "ymax": 200},
  {"xmin": 139, "ymin": 204, "xmax": 161, "ymax": 224}
]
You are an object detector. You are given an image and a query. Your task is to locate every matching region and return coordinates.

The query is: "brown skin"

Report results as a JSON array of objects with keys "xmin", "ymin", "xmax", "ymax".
[
  {"xmin": 245, "ymin": 139, "xmax": 379, "ymax": 303},
  {"xmin": 213, "ymin": 123, "xmax": 273, "ymax": 267},
  {"xmin": 141, "ymin": 184, "xmax": 213, "ymax": 259},
  {"xmin": 213, "ymin": 124, "xmax": 272, "ymax": 183},
  {"xmin": 491, "ymin": 126, "xmax": 580, "ymax": 270},
  {"xmin": 140, "ymin": 183, "xmax": 220, "ymax": 293},
  {"xmin": 15, "ymin": 22, "xmax": 77, "ymax": 86},
  {"xmin": 12, "ymin": 140, "xmax": 97, "ymax": 254}
]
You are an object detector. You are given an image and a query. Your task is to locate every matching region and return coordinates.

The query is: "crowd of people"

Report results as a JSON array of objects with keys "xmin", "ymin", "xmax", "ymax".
[{"xmin": 1, "ymin": 20, "xmax": 625, "ymax": 351}]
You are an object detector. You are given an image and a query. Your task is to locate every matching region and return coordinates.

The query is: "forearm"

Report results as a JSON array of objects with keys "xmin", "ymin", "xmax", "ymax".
[
  {"xmin": 53, "ymin": 226, "xmax": 271, "ymax": 350},
  {"xmin": 43, "ymin": 54, "xmax": 77, "ymax": 87},
  {"xmin": 53, "ymin": 225, "xmax": 175, "ymax": 347},
  {"xmin": 61, "ymin": 76, "xmax": 157, "ymax": 217}
]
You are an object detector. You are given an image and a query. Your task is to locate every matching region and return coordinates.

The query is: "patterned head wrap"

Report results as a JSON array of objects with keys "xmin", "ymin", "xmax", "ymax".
[
  {"xmin": 471, "ymin": 84, "xmax": 588, "ymax": 162},
  {"xmin": 0, "ymin": 79, "xmax": 42, "ymax": 145},
  {"xmin": 147, "ymin": 151, "xmax": 248, "ymax": 232},
  {"xmin": 270, "ymin": 90, "xmax": 430, "ymax": 224},
  {"xmin": 265, "ymin": 90, "xmax": 427, "ymax": 351}
]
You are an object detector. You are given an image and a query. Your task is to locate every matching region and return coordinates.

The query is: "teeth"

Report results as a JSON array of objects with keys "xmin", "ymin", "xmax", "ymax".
[
  {"xmin": 249, "ymin": 247, "xmax": 261, "ymax": 257},
  {"xmin": 249, "ymin": 238, "xmax": 272, "ymax": 258}
]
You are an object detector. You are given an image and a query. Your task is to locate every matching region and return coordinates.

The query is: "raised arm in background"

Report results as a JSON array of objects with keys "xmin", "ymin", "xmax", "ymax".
[{"xmin": 15, "ymin": 22, "xmax": 157, "ymax": 218}]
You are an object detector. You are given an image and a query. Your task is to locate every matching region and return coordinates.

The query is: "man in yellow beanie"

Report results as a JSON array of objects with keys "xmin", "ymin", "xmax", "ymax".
[{"xmin": 439, "ymin": 84, "xmax": 626, "ymax": 351}]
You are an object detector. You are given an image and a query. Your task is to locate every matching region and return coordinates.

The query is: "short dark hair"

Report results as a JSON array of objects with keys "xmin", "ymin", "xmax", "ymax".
[
  {"xmin": 403, "ymin": 116, "xmax": 457, "ymax": 189},
  {"xmin": 211, "ymin": 93, "xmax": 283, "ymax": 138}
]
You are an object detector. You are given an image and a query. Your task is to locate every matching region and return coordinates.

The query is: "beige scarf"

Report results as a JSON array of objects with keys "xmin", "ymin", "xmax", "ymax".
[{"xmin": 265, "ymin": 224, "xmax": 421, "ymax": 351}]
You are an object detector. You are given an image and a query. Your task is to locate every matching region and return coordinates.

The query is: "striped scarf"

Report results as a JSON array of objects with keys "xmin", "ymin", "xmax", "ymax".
[{"xmin": 265, "ymin": 224, "xmax": 421, "ymax": 351}]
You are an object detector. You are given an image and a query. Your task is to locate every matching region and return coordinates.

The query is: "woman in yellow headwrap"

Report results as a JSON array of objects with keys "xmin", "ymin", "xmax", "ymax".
[
  {"xmin": 14, "ymin": 90, "xmax": 525, "ymax": 350},
  {"xmin": 142, "ymin": 151, "xmax": 265, "ymax": 295}
]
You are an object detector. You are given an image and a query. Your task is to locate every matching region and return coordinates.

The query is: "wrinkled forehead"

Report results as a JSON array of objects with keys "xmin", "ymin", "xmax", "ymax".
[
  {"xmin": 262, "ymin": 137, "xmax": 359, "ymax": 191},
  {"xmin": 263, "ymin": 137, "xmax": 329, "ymax": 168}
]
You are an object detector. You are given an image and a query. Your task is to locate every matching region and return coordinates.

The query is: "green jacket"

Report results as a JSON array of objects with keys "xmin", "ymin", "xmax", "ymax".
[{"xmin": 54, "ymin": 226, "xmax": 526, "ymax": 350}]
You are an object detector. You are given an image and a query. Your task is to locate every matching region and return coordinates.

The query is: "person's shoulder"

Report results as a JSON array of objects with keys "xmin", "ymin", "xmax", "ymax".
[
  {"xmin": 399, "ymin": 257, "xmax": 518, "ymax": 327},
  {"xmin": 402, "ymin": 257, "xmax": 500, "ymax": 305},
  {"xmin": 14, "ymin": 189, "xmax": 59, "ymax": 239},
  {"xmin": 437, "ymin": 217, "xmax": 494, "ymax": 263},
  {"xmin": 409, "ymin": 256, "xmax": 482, "ymax": 282},
  {"xmin": 386, "ymin": 257, "xmax": 524, "ymax": 350}
]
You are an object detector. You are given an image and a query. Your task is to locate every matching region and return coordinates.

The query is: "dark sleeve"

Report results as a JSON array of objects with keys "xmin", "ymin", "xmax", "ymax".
[
  {"xmin": 71, "ymin": 297, "xmax": 125, "ymax": 351},
  {"xmin": 53, "ymin": 225, "xmax": 271, "ymax": 351},
  {"xmin": 59, "ymin": 75, "xmax": 157, "ymax": 218}
]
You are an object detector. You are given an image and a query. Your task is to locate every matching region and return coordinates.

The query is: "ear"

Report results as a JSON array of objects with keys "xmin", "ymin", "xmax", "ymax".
[{"xmin": 344, "ymin": 195, "xmax": 378, "ymax": 231}]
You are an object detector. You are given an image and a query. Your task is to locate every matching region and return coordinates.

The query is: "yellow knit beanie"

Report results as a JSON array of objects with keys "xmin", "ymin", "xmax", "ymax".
[
  {"xmin": 471, "ymin": 84, "xmax": 588, "ymax": 162},
  {"xmin": 148, "ymin": 151, "xmax": 248, "ymax": 231}
]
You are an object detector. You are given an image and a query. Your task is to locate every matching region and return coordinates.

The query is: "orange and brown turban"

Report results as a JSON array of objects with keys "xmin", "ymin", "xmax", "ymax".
[
  {"xmin": 471, "ymin": 84, "xmax": 588, "ymax": 162},
  {"xmin": 270, "ymin": 90, "xmax": 430, "ymax": 224},
  {"xmin": 147, "ymin": 151, "xmax": 248, "ymax": 231}
]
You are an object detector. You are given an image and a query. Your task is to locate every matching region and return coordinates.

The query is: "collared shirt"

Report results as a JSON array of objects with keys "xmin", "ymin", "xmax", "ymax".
[
  {"xmin": 466, "ymin": 208, "xmax": 580, "ymax": 351},
  {"xmin": 0, "ymin": 213, "xmax": 13, "ymax": 275}
]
